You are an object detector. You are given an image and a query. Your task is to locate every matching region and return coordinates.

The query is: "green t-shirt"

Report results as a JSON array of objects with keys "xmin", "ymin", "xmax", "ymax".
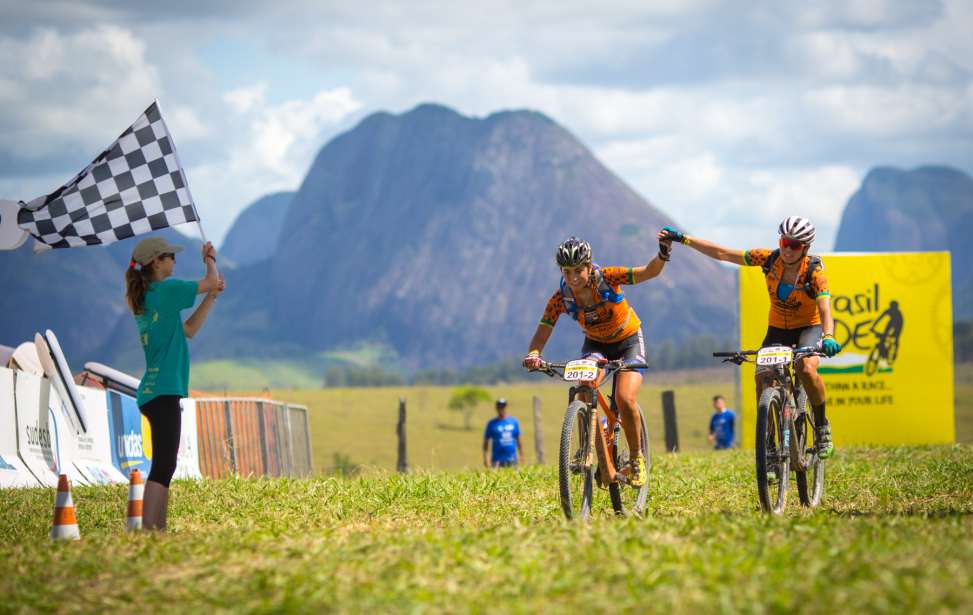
[{"xmin": 135, "ymin": 278, "xmax": 199, "ymax": 407}]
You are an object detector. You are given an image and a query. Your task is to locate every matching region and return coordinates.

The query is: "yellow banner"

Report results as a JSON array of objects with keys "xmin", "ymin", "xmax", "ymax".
[{"xmin": 739, "ymin": 252, "xmax": 954, "ymax": 447}]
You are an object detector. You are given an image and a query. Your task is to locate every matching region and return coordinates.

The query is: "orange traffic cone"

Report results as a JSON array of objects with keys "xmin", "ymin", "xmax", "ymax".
[
  {"xmin": 50, "ymin": 474, "xmax": 80, "ymax": 541},
  {"xmin": 126, "ymin": 469, "xmax": 144, "ymax": 531}
]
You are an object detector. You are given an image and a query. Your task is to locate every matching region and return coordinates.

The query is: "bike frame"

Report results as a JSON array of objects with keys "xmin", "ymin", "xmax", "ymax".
[
  {"xmin": 716, "ymin": 345, "xmax": 823, "ymax": 468},
  {"xmin": 541, "ymin": 360, "xmax": 644, "ymax": 484}
]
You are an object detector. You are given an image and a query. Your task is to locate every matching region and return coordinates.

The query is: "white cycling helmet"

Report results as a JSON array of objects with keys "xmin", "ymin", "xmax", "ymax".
[{"xmin": 778, "ymin": 216, "xmax": 816, "ymax": 244}]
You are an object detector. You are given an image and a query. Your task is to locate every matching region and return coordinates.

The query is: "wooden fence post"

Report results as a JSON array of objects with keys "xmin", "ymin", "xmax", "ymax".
[
  {"xmin": 396, "ymin": 397, "xmax": 408, "ymax": 473},
  {"xmin": 662, "ymin": 390, "xmax": 679, "ymax": 453},
  {"xmin": 532, "ymin": 396, "xmax": 544, "ymax": 464}
]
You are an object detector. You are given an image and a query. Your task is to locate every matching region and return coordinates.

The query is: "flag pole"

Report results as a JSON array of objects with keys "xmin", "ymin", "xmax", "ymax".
[{"xmin": 152, "ymin": 99, "xmax": 208, "ymax": 245}]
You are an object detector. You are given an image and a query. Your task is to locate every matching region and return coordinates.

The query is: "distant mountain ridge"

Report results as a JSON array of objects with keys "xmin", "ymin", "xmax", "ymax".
[
  {"xmin": 257, "ymin": 103, "xmax": 735, "ymax": 368},
  {"xmin": 3, "ymin": 103, "xmax": 737, "ymax": 374},
  {"xmin": 834, "ymin": 166, "xmax": 973, "ymax": 319},
  {"xmin": 221, "ymin": 191, "xmax": 294, "ymax": 265}
]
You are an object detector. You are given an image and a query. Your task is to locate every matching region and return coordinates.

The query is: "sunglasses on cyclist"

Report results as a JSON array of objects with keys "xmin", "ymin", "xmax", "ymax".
[
  {"xmin": 160, "ymin": 252, "xmax": 176, "ymax": 261},
  {"xmin": 779, "ymin": 238, "xmax": 805, "ymax": 251}
]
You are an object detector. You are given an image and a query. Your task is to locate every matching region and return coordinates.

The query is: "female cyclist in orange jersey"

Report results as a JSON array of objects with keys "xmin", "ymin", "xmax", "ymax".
[
  {"xmin": 659, "ymin": 217, "xmax": 840, "ymax": 457},
  {"xmin": 522, "ymin": 236, "xmax": 672, "ymax": 486}
]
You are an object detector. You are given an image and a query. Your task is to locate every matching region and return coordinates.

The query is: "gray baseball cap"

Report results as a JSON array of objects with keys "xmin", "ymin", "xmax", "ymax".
[{"xmin": 131, "ymin": 236, "xmax": 184, "ymax": 266}]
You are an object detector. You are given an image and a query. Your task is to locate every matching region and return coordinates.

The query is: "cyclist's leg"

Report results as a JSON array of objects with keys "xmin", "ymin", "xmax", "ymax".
[
  {"xmin": 611, "ymin": 330, "xmax": 647, "ymax": 485},
  {"xmin": 615, "ymin": 370, "xmax": 643, "ymax": 455},
  {"xmin": 610, "ymin": 328, "xmax": 646, "ymax": 456},
  {"xmin": 794, "ymin": 325, "xmax": 833, "ymax": 456}
]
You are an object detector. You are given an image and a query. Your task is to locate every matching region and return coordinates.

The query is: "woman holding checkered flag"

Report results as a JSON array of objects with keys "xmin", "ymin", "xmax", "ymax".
[{"xmin": 125, "ymin": 236, "xmax": 225, "ymax": 531}]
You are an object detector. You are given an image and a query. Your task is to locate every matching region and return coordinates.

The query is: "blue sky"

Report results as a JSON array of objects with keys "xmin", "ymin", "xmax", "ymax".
[{"xmin": 1, "ymin": 0, "xmax": 971, "ymax": 249}]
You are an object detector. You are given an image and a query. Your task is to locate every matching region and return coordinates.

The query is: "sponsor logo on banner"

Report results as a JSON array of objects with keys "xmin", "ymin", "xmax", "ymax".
[
  {"xmin": 820, "ymin": 283, "xmax": 904, "ymax": 378},
  {"xmin": 107, "ymin": 391, "xmax": 153, "ymax": 475}
]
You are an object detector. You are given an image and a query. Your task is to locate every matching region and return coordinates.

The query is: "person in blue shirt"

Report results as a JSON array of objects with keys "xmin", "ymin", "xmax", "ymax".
[
  {"xmin": 708, "ymin": 395, "xmax": 736, "ymax": 450},
  {"xmin": 483, "ymin": 399, "xmax": 523, "ymax": 468}
]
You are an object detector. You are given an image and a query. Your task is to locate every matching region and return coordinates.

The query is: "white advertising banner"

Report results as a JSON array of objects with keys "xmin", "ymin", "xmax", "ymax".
[
  {"xmin": 174, "ymin": 398, "xmax": 203, "ymax": 480},
  {"xmin": 73, "ymin": 387, "xmax": 127, "ymax": 484},
  {"xmin": 0, "ymin": 368, "xmax": 41, "ymax": 488},
  {"xmin": 13, "ymin": 371, "xmax": 85, "ymax": 487}
]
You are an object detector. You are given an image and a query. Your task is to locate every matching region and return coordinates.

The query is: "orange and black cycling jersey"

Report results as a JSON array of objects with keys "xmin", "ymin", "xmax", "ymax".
[
  {"xmin": 744, "ymin": 249, "xmax": 829, "ymax": 329},
  {"xmin": 539, "ymin": 266, "xmax": 642, "ymax": 342}
]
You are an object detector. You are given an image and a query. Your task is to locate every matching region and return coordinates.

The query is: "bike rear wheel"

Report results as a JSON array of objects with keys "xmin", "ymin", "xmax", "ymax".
[
  {"xmin": 609, "ymin": 404, "xmax": 649, "ymax": 517},
  {"xmin": 559, "ymin": 400, "xmax": 593, "ymax": 520},
  {"xmin": 756, "ymin": 387, "xmax": 789, "ymax": 514}
]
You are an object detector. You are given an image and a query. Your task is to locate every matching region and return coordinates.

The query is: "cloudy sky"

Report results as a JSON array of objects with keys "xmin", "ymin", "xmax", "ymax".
[{"xmin": 2, "ymin": 0, "xmax": 971, "ymax": 250}]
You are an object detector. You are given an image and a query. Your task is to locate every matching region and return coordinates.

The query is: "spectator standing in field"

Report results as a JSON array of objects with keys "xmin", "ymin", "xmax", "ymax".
[
  {"xmin": 126, "ymin": 237, "xmax": 224, "ymax": 531},
  {"xmin": 483, "ymin": 399, "xmax": 523, "ymax": 468},
  {"xmin": 708, "ymin": 395, "xmax": 736, "ymax": 450}
]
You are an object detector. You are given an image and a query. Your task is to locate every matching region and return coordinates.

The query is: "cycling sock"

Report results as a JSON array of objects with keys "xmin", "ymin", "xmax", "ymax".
[{"xmin": 812, "ymin": 402, "xmax": 827, "ymax": 427}]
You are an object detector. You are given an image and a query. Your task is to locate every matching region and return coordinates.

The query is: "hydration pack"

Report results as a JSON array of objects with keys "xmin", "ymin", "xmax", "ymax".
[
  {"xmin": 762, "ymin": 249, "xmax": 823, "ymax": 299},
  {"xmin": 560, "ymin": 263, "xmax": 624, "ymax": 321}
]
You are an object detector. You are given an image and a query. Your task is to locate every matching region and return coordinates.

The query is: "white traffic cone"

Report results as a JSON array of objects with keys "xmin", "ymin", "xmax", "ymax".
[{"xmin": 51, "ymin": 474, "xmax": 80, "ymax": 541}]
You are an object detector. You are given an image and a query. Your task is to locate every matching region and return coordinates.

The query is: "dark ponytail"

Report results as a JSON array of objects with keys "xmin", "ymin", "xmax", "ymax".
[{"xmin": 125, "ymin": 264, "xmax": 154, "ymax": 315}]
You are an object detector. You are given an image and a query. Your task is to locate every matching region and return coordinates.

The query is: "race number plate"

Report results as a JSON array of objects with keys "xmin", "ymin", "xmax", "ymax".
[
  {"xmin": 756, "ymin": 346, "xmax": 793, "ymax": 366},
  {"xmin": 564, "ymin": 359, "xmax": 599, "ymax": 381}
]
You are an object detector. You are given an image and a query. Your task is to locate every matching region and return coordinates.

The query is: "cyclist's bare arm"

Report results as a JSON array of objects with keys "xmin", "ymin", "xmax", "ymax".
[
  {"xmin": 683, "ymin": 235, "xmax": 746, "ymax": 265},
  {"xmin": 631, "ymin": 252, "xmax": 668, "ymax": 283},
  {"xmin": 526, "ymin": 324, "xmax": 553, "ymax": 355},
  {"xmin": 816, "ymin": 295, "xmax": 835, "ymax": 336}
]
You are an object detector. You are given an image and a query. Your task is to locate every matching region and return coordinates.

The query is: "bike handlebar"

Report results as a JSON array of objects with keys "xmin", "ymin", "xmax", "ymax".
[
  {"xmin": 712, "ymin": 345, "xmax": 825, "ymax": 365},
  {"xmin": 528, "ymin": 358, "xmax": 648, "ymax": 375}
]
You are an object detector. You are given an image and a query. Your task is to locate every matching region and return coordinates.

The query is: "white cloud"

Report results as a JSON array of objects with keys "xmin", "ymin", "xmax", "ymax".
[
  {"xmin": 1, "ymin": 1, "xmax": 971, "ymax": 251},
  {"xmin": 0, "ymin": 25, "xmax": 161, "ymax": 160}
]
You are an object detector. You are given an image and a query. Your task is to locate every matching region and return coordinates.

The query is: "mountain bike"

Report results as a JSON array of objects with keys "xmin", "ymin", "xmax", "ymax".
[
  {"xmin": 713, "ymin": 345, "xmax": 826, "ymax": 514},
  {"xmin": 529, "ymin": 358, "xmax": 649, "ymax": 520}
]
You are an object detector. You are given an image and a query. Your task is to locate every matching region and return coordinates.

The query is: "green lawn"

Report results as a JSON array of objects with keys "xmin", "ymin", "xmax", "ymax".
[
  {"xmin": 1, "ymin": 446, "xmax": 970, "ymax": 613},
  {"xmin": 245, "ymin": 371, "xmax": 736, "ymax": 474},
  {"xmin": 236, "ymin": 363, "xmax": 973, "ymax": 476}
]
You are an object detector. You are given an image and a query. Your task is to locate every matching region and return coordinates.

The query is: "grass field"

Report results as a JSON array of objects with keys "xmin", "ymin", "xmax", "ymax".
[
  {"xmin": 234, "ymin": 363, "xmax": 973, "ymax": 476},
  {"xmin": 1, "ymin": 446, "xmax": 971, "ymax": 613},
  {"xmin": 240, "ymin": 368, "xmax": 738, "ymax": 474}
]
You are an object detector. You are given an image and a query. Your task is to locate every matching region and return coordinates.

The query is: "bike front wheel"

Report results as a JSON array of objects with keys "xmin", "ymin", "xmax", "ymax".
[
  {"xmin": 609, "ymin": 403, "xmax": 649, "ymax": 517},
  {"xmin": 756, "ymin": 387, "xmax": 789, "ymax": 514},
  {"xmin": 794, "ymin": 401, "xmax": 825, "ymax": 508},
  {"xmin": 559, "ymin": 400, "xmax": 593, "ymax": 520}
]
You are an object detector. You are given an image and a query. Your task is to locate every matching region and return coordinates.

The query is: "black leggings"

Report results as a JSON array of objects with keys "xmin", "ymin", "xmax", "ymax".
[{"xmin": 139, "ymin": 395, "xmax": 182, "ymax": 488}]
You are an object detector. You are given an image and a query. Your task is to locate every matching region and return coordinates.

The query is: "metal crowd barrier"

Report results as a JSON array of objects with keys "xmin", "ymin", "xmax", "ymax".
[{"xmin": 194, "ymin": 398, "xmax": 313, "ymax": 478}]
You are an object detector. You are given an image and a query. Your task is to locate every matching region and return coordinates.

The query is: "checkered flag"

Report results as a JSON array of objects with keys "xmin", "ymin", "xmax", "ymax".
[{"xmin": 17, "ymin": 101, "xmax": 201, "ymax": 251}]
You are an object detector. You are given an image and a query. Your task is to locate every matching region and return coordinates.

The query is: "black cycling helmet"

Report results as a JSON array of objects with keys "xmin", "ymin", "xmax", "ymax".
[{"xmin": 556, "ymin": 236, "xmax": 592, "ymax": 267}]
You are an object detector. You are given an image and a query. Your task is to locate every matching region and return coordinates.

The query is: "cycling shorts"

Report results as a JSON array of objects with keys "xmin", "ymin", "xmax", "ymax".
[{"xmin": 581, "ymin": 328, "xmax": 646, "ymax": 375}]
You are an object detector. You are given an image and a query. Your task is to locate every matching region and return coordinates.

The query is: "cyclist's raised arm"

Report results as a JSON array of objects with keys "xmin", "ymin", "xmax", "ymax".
[
  {"xmin": 658, "ymin": 226, "xmax": 745, "ymax": 265},
  {"xmin": 630, "ymin": 239, "xmax": 671, "ymax": 283}
]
